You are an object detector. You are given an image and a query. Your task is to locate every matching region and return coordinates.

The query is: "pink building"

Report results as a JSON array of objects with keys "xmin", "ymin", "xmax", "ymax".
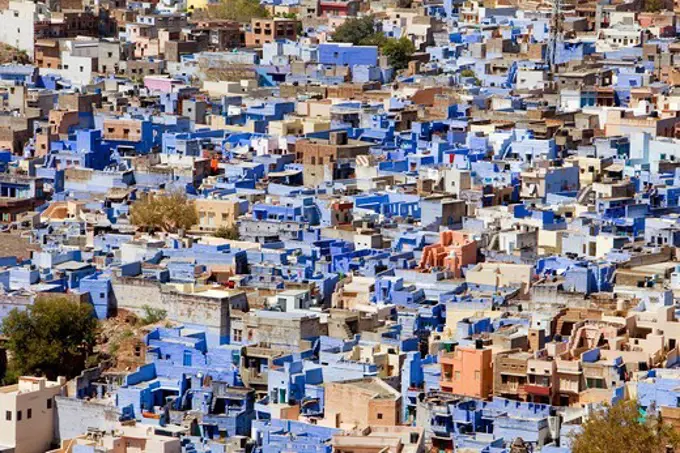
[{"xmin": 143, "ymin": 76, "xmax": 183, "ymax": 94}]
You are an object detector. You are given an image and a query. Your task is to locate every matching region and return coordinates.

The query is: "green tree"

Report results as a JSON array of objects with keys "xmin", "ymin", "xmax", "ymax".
[
  {"xmin": 382, "ymin": 37, "xmax": 416, "ymax": 70},
  {"xmin": 2, "ymin": 298, "xmax": 98, "ymax": 382},
  {"xmin": 214, "ymin": 225, "xmax": 240, "ymax": 240},
  {"xmin": 197, "ymin": 0, "xmax": 269, "ymax": 22},
  {"xmin": 571, "ymin": 399, "xmax": 680, "ymax": 453},
  {"xmin": 332, "ymin": 16, "xmax": 379, "ymax": 45},
  {"xmin": 130, "ymin": 191, "xmax": 198, "ymax": 234}
]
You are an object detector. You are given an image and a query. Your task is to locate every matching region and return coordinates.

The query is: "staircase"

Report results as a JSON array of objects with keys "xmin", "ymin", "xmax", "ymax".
[{"xmin": 576, "ymin": 184, "xmax": 593, "ymax": 204}]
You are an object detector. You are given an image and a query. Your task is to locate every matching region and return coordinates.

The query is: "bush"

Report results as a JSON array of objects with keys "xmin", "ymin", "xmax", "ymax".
[
  {"xmin": 460, "ymin": 69, "xmax": 481, "ymax": 86},
  {"xmin": 140, "ymin": 305, "xmax": 167, "ymax": 325}
]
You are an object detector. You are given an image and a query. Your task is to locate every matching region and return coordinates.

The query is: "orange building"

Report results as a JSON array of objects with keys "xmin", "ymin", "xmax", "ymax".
[
  {"xmin": 245, "ymin": 18, "xmax": 298, "ymax": 47},
  {"xmin": 440, "ymin": 345, "xmax": 493, "ymax": 399},
  {"xmin": 418, "ymin": 230, "xmax": 477, "ymax": 278}
]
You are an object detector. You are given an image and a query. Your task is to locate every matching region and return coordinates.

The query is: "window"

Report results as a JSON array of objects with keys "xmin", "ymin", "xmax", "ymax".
[
  {"xmin": 99, "ymin": 292, "xmax": 105, "ymax": 298},
  {"xmin": 233, "ymin": 329, "xmax": 242, "ymax": 342},
  {"xmin": 455, "ymin": 371, "xmax": 461, "ymax": 380},
  {"xmin": 474, "ymin": 370, "xmax": 481, "ymax": 380},
  {"xmin": 47, "ymin": 398, "xmax": 52, "ymax": 409},
  {"xmin": 5, "ymin": 411, "xmax": 10, "ymax": 421},
  {"xmin": 377, "ymin": 413, "xmax": 383, "ymax": 419},
  {"xmin": 16, "ymin": 410, "xmax": 21, "ymax": 421},
  {"xmin": 27, "ymin": 409, "xmax": 32, "ymax": 419}
]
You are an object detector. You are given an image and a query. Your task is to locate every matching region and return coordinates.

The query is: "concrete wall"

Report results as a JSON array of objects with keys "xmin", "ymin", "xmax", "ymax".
[
  {"xmin": 54, "ymin": 397, "xmax": 121, "ymax": 441},
  {"xmin": 111, "ymin": 278, "xmax": 231, "ymax": 345},
  {"xmin": 111, "ymin": 276, "xmax": 163, "ymax": 312}
]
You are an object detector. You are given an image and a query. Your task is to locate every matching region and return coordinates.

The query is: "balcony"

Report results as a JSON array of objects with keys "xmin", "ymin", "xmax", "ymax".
[
  {"xmin": 431, "ymin": 417, "xmax": 451, "ymax": 436},
  {"xmin": 496, "ymin": 383, "xmax": 524, "ymax": 395},
  {"xmin": 523, "ymin": 384, "xmax": 551, "ymax": 397}
]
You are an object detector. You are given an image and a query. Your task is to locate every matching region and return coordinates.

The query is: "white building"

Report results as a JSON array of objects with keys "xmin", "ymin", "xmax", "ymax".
[
  {"xmin": 270, "ymin": 289, "xmax": 313, "ymax": 312},
  {"xmin": 0, "ymin": 376, "xmax": 65, "ymax": 453},
  {"xmin": 52, "ymin": 50, "xmax": 97, "ymax": 86},
  {"xmin": 0, "ymin": 1, "xmax": 50, "ymax": 55}
]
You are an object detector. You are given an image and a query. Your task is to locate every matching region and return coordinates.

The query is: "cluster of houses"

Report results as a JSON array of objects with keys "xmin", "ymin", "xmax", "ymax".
[{"xmin": 3, "ymin": 0, "xmax": 680, "ymax": 451}]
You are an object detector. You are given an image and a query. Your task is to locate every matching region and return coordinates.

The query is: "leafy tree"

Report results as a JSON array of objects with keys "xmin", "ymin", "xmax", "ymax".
[
  {"xmin": 360, "ymin": 33, "xmax": 388, "ymax": 48},
  {"xmin": 130, "ymin": 191, "xmax": 198, "ymax": 233},
  {"xmin": 196, "ymin": 0, "xmax": 269, "ymax": 22},
  {"xmin": 644, "ymin": 0, "xmax": 664, "ymax": 11},
  {"xmin": 571, "ymin": 399, "xmax": 680, "ymax": 453},
  {"xmin": 214, "ymin": 225, "xmax": 240, "ymax": 240},
  {"xmin": 1, "ymin": 298, "xmax": 98, "ymax": 382},
  {"xmin": 382, "ymin": 37, "xmax": 416, "ymax": 70},
  {"xmin": 332, "ymin": 16, "xmax": 379, "ymax": 45}
]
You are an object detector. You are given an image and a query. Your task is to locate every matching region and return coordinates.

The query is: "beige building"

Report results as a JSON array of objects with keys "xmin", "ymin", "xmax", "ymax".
[
  {"xmin": 48, "ymin": 422, "xmax": 182, "ymax": 453},
  {"xmin": 102, "ymin": 118, "xmax": 147, "ymax": 142},
  {"xmin": 465, "ymin": 262, "xmax": 534, "ymax": 296},
  {"xmin": 332, "ymin": 426, "xmax": 425, "ymax": 453},
  {"xmin": 0, "ymin": 376, "xmax": 65, "ymax": 453},
  {"xmin": 194, "ymin": 198, "xmax": 243, "ymax": 232},
  {"xmin": 604, "ymin": 110, "xmax": 678, "ymax": 138},
  {"xmin": 343, "ymin": 343, "xmax": 404, "ymax": 378},
  {"xmin": 323, "ymin": 378, "xmax": 401, "ymax": 430},
  {"xmin": 269, "ymin": 118, "xmax": 332, "ymax": 137}
]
